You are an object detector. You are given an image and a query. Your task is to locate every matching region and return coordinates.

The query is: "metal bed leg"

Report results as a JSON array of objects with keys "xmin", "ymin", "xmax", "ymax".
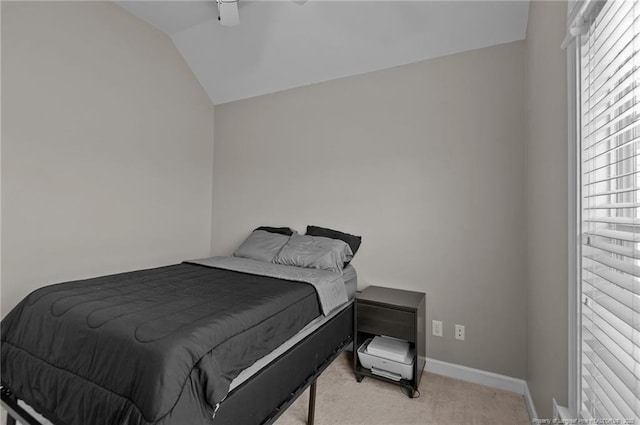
[
  {"xmin": 307, "ymin": 381, "xmax": 317, "ymax": 425},
  {"xmin": 6, "ymin": 411, "xmax": 16, "ymax": 425},
  {"xmin": 1, "ymin": 387, "xmax": 42, "ymax": 425},
  {"xmin": 2, "ymin": 389, "xmax": 17, "ymax": 425},
  {"xmin": 1, "ymin": 387, "xmax": 17, "ymax": 425}
]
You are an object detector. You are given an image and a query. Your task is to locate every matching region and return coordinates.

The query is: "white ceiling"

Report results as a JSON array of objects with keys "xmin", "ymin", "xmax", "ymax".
[{"xmin": 118, "ymin": 1, "xmax": 530, "ymax": 105}]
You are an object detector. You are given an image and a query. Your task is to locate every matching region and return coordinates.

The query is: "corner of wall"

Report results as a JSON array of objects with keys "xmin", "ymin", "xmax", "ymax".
[
  {"xmin": 210, "ymin": 105, "xmax": 216, "ymax": 257},
  {"xmin": 524, "ymin": 0, "xmax": 569, "ymax": 419}
]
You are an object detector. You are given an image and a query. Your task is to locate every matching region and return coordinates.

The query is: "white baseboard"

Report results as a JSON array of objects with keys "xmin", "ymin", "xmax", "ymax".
[
  {"xmin": 525, "ymin": 382, "xmax": 539, "ymax": 420},
  {"xmin": 553, "ymin": 398, "xmax": 570, "ymax": 421},
  {"xmin": 424, "ymin": 357, "xmax": 537, "ymax": 420}
]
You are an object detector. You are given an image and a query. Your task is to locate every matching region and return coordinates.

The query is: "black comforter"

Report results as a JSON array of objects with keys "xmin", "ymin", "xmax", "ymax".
[{"xmin": 1, "ymin": 263, "xmax": 321, "ymax": 425}]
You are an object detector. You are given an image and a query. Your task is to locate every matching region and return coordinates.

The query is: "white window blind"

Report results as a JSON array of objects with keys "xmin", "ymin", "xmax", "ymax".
[{"xmin": 579, "ymin": 0, "xmax": 640, "ymax": 422}]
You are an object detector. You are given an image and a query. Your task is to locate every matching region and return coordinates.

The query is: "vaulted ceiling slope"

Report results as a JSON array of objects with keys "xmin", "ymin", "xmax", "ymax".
[{"xmin": 118, "ymin": 1, "xmax": 529, "ymax": 105}]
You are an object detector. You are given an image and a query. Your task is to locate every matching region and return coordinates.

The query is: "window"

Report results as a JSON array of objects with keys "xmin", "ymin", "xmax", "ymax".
[{"xmin": 575, "ymin": 0, "xmax": 640, "ymax": 421}]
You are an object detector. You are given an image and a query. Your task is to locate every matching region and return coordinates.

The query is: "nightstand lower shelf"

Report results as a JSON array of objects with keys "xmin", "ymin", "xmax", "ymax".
[{"xmin": 354, "ymin": 364, "xmax": 417, "ymax": 398}]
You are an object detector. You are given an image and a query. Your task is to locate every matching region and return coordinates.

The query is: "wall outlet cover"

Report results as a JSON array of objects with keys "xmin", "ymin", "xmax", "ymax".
[
  {"xmin": 432, "ymin": 320, "xmax": 443, "ymax": 337},
  {"xmin": 455, "ymin": 324, "xmax": 465, "ymax": 340}
]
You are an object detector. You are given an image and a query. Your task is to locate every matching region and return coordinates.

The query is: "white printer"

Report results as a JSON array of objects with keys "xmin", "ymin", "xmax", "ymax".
[{"xmin": 357, "ymin": 336, "xmax": 414, "ymax": 381}]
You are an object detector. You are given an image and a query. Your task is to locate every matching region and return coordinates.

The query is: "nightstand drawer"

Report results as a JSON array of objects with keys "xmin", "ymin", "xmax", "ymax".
[{"xmin": 357, "ymin": 303, "xmax": 415, "ymax": 342}]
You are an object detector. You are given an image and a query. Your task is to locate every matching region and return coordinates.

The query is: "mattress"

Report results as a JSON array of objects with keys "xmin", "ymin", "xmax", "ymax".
[
  {"xmin": 229, "ymin": 264, "xmax": 357, "ymax": 392},
  {"xmin": 1, "ymin": 263, "xmax": 327, "ymax": 425},
  {"xmin": 3, "ymin": 262, "xmax": 357, "ymax": 425},
  {"xmin": 342, "ymin": 264, "xmax": 358, "ymax": 299}
]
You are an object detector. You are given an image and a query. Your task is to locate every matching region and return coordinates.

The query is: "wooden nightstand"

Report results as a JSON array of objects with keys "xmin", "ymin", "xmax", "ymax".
[{"xmin": 353, "ymin": 286, "xmax": 426, "ymax": 398}]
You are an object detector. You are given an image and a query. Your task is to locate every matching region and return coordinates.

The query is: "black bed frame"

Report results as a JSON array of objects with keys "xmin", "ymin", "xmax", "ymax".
[{"xmin": 1, "ymin": 301, "xmax": 354, "ymax": 425}]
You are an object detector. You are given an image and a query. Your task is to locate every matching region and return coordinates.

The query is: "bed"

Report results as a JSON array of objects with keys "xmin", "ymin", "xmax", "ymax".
[{"xmin": 1, "ymin": 226, "xmax": 362, "ymax": 425}]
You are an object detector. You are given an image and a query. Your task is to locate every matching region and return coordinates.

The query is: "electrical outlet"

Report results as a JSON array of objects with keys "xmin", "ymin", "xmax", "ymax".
[
  {"xmin": 432, "ymin": 320, "xmax": 443, "ymax": 337},
  {"xmin": 455, "ymin": 324, "xmax": 465, "ymax": 340}
]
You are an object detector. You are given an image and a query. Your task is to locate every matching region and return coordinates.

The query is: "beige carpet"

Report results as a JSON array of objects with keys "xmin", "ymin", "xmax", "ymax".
[
  {"xmin": 0, "ymin": 352, "xmax": 530, "ymax": 425},
  {"xmin": 274, "ymin": 352, "xmax": 531, "ymax": 425}
]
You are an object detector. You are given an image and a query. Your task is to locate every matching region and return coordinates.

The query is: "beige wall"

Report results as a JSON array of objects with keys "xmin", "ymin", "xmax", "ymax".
[
  {"xmin": 213, "ymin": 41, "xmax": 528, "ymax": 379},
  {"xmin": 0, "ymin": 1, "xmax": 215, "ymax": 316},
  {"xmin": 525, "ymin": 0, "xmax": 568, "ymax": 419}
]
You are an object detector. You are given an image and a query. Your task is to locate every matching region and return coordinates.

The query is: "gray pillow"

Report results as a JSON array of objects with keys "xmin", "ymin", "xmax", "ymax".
[
  {"xmin": 233, "ymin": 230, "xmax": 291, "ymax": 263},
  {"xmin": 273, "ymin": 234, "xmax": 353, "ymax": 273}
]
